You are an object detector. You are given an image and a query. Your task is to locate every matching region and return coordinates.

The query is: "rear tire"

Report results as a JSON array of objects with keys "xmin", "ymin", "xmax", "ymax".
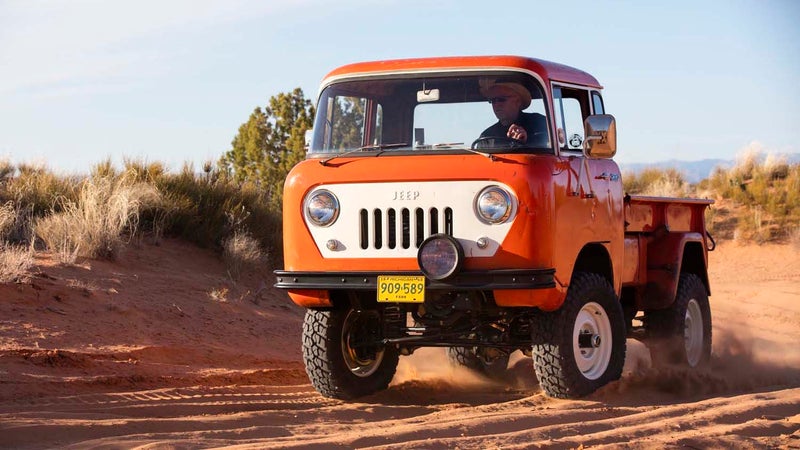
[
  {"xmin": 447, "ymin": 346, "xmax": 510, "ymax": 379},
  {"xmin": 531, "ymin": 272, "xmax": 626, "ymax": 398},
  {"xmin": 302, "ymin": 308, "xmax": 399, "ymax": 400},
  {"xmin": 646, "ymin": 273, "xmax": 712, "ymax": 368}
]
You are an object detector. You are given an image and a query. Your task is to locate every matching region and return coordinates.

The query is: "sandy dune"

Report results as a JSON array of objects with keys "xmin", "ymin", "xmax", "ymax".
[{"xmin": 0, "ymin": 239, "xmax": 798, "ymax": 449}]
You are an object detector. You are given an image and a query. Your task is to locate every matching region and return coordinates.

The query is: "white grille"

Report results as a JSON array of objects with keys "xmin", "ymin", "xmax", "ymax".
[
  {"xmin": 359, "ymin": 207, "xmax": 453, "ymax": 250},
  {"xmin": 305, "ymin": 181, "xmax": 516, "ymax": 259}
]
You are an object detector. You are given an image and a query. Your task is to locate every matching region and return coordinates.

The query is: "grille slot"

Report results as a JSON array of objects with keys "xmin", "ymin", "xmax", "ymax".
[
  {"xmin": 360, "ymin": 207, "xmax": 453, "ymax": 251},
  {"xmin": 373, "ymin": 209, "xmax": 382, "ymax": 249},
  {"xmin": 387, "ymin": 209, "xmax": 396, "ymax": 249},
  {"xmin": 401, "ymin": 208, "xmax": 410, "ymax": 249},
  {"xmin": 359, "ymin": 209, "xmax": 369, "ymax": 249}
]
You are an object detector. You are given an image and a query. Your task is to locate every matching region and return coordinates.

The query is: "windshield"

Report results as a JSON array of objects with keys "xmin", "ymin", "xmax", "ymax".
[{"xmin": 309, "ymin": 72, "xmax": 550, "ymax": 155}]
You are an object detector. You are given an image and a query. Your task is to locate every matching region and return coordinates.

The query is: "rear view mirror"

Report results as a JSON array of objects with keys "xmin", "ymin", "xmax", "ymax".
[
  {"xmin": 417, "ymin": 88, "xmax": 440, "ymax": 103},
  {"xmin": 583, "ymin": 114, "xmax": 617, "ymax": 159}
]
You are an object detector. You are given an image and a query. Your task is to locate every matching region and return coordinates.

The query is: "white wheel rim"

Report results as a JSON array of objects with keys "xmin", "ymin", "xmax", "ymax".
[
  {"xmin": 341, "ymin": 310, "xmax": 384, "ymax": 377},
  {"xmin": 684, "ymin": 298, "xmax": 704, "ymax": 367},
  {"xmin": 572, "ymin": 302, "xmax": 613, "ymax": 380}
]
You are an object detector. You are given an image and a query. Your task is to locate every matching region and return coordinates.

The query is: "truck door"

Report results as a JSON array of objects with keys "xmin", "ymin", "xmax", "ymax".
[{"xmin": 552, "ymin": 85, "xmax": 624, "ymax": 292}]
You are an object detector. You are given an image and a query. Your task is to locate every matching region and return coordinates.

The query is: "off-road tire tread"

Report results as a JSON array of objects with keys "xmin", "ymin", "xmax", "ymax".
[
  {"xmin": 531, "ymin": 272, "xmax": 626, "ymax": 399},
  {"xmin": 302, "ymin": 309, "xmax": 398, "ymax": 400}
]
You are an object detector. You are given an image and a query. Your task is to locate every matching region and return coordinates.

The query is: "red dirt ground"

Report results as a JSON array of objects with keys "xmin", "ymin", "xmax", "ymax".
[{"xmin": 0, "ymin": 238, "xmax": 798, "ymax": 448}]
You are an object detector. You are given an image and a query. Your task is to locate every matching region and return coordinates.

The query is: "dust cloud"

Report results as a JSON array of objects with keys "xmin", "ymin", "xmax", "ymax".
[
  {"xmin": 601, "ymin": 322, "xmax": 800, "ymax": 401},
  {"xmin": 390, "ymin": 319, "xmax": 800, "ymax": 404}
]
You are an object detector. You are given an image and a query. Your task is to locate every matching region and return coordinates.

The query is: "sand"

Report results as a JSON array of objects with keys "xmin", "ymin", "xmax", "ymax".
[{"xmin": 0, "ymin": 239, "xmax": 798, "ymax": 449}]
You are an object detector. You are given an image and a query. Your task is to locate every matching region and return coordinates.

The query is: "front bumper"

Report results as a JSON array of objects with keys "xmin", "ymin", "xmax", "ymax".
[{"xmin": 274, "ymin": 268, "xmax": 556, "ymax": 291}]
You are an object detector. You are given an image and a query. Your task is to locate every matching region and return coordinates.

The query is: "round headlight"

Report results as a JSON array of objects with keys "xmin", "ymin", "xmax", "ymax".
[
  {"xmin": 475, "ymin": 186, "xmax": 513, "ymax": 224},
  {"xmin": 304, "ymin": 189, "xmax": 339, "ymax": 227},
  {"xmin": 417, "ymin": 234, "xmax": 464, "ymax": 281}
]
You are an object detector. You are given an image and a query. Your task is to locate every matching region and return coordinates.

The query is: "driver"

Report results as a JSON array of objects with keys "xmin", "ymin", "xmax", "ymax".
[{"xmin": 479, "ymin": 80, "xmax": 547, "ymax": 146}]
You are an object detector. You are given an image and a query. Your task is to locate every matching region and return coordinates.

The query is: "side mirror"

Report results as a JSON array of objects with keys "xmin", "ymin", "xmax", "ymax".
[{"xmin": 583, "ymin": 114, "xmax": 617, "ymax": 159}]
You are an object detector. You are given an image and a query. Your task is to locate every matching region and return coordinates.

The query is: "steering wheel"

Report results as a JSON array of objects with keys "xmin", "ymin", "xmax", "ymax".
[{"xmin": 471, "ymin": 136, "xmax": 521, "ymax": 149}]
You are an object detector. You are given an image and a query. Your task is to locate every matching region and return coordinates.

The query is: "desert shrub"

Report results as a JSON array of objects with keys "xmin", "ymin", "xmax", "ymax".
[
  {"xmin": 731, "ymin": 145, "xmax": 761, "ymax": 181},
  {"xmin": 785, "ymin": 164, "xmax": 800, "ymax": 214},
  {"xmin": 0, "ymin": 202, "xmax": 15, "ymax": 240},
  {"xmin": 763, "ymin": 153, "xmax": 790, "ymax": 180},
  {"xmin": 705, "ymin": 166, "xmax": 735, "ymax": 200},
  {"xmin": 707, "ymin": 146, "xmax": 800, "ymax": 243},
  {"xmin": 3, "ymin": 158, "xmax": 284, "ymax": 266},
  {"xmin": 123, "ymin": 158, "xmax": 167, "ymax": 184},
  {"xmin": 35, "ymin": 173, "xmax": 161, "ymax": 262},
  {"xmin": 733, "ymin": 205, "xmax": 771, "ymax": 244},
  {"xmin": 0, "ymin": 159, "xmax": 14, "ymax": 182},
  {"xmin": 90, "ymin": 158, "xmax": 117, "ymax": 179},
  {"xmin": 155, "ymin": 164, "xmax": 282, "ymax": 265},
  {"xmin": 223, "ymin": 230, "xmax": 264, "ymax": 279},
  {"xmin": 0, "ymin": 243, "xmax": 34, "ymax": 283},
  {"xmin": 0, "ymin": 163, "xmax": 80, "ymax": 218},
  {"xmin": 623, "ymin": 167, "xmax": 689, "ymax": 197}
]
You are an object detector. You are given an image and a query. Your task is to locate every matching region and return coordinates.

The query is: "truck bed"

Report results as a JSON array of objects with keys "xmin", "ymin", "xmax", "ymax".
[{"xmin": 622, "ymin": 195, "xmax": 714, "ymax": 309}]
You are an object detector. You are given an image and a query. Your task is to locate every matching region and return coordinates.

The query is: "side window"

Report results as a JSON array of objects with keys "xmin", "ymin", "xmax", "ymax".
[
  {"xmin": 552, "ymin": 86, "xmax": 591, "ymax": 151},
  {"xmin": 592, "ymin": 91, "xmax": 605, "ymax": 115}
]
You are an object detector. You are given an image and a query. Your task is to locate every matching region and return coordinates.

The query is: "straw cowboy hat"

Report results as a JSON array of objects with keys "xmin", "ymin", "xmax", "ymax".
[{"xmin": 479, "ymin": 79, "xmax": 532, "ymax": 110}]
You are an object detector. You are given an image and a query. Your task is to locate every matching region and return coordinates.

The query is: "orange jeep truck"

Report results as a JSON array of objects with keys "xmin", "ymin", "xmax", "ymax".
[{"xmin": 275, "ymin": 56, "xmax": 714, "ymax": 399}]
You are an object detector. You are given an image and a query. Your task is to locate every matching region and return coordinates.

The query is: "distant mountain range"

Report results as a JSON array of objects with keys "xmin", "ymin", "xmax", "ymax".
[{"xmin": 618, "ymin": 153, "xmax": 800, "ymax": 183}]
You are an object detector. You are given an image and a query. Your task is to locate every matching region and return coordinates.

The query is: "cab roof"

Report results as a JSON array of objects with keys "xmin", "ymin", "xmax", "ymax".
[{"xmin": 322, "ymin": 55, "xmax": 602, "ymax": 89}]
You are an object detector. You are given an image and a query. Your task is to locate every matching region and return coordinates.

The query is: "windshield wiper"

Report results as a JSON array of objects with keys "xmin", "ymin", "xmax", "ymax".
[
  {"xmin": 320, "ymin": 142, "xmax": 409, "ymax": 166},
  {"xmin": 463, "ymin": 148, "xmax": 495, "ymax": 160}
]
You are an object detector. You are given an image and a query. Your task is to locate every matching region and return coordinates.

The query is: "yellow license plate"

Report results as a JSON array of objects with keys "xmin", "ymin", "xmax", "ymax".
[{"xmin": 377, "ymin": 276, "xmax": 426, "ymax": 303}]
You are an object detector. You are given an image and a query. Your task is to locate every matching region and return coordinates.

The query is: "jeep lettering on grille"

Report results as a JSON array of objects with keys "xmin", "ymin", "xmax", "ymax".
[{"xmin": 392, "ymin": 191, "xmax": 420, "ymax": 201}]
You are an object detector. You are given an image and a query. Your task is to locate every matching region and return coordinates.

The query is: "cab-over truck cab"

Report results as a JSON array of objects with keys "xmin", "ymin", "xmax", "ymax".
[{"xmin": 276, "ymin": 56, "xmax": 713, "ymax": 399}]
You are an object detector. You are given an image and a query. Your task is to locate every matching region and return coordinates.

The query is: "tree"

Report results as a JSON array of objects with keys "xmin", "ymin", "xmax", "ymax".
[
  {"xmin": 219, "ymin": 88, "xmax": 315, "ymax": 207},
  {"xmin": 332, "ymin": 97, "xmax": 365, "ymax": 150}
]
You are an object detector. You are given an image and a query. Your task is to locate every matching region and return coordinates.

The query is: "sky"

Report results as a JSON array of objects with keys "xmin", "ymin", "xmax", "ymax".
[{"xmin": 1, "ymin": 0, "xmax": 798, "ymax": 174}]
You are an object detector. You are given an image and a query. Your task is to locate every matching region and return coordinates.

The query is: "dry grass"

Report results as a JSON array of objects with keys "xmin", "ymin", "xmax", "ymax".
[
  {"xmin": 0, "ymin": 159, "xmax": 14, "ymax": 182},
  {"xmin": 208, "ymin": 287, "xmax": 229, "ymax": 302},
  {"xmin": 623, "ymin": 167, "xmax": 690, "ymax": 197},
  {"xmin": 35, "ymin": 173, "xmax": 161, "ymax": 263},
  {"xmin": 0, "ymin": 202, "xmax": 16, "ymax": 240},
  {"xmin": 641, "ymin": 177, "xmax": 690, "ymax": 198},
  {"xmin": 0, "ymin": 243, "xmax": 34, "ymax": 283},
  {"xmin": 702, "ymin": 146, "xmax": 800, "ymax": 243},
  {"xmin": 223, "ymin": 230, "xmax": 264, "ymax": 280},
  {"xmin": 0, "ymin": 160, "xmax": 282, "ymax": 268},
  {"xmin": 1, "ymin": 163, "xmax": 80, "ymax": 217},
  {"xmin": 618, "ymin": 145, "xmax": 800, "ymax": 245}
]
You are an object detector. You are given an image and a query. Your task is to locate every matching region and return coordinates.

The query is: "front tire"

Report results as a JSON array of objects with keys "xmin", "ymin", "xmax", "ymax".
[
  {"xmin": 646, "ymin": 273, "xmax": 712, "ymax": 368},
  {"xmin": 531, "ymin": 272, "xmax": 626, "ymax": 398},
  {"xmin": 302, "ymin": 308, "xmax": 399, "ymax": 400}
]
